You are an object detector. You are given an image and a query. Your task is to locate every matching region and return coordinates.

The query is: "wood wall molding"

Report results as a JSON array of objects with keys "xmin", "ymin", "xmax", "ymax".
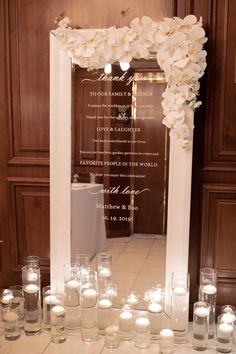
[
  {"xmin": 8, "ymin": 177, "xmax": 50, "ymax": 273},
  {"xmin": 201, "ymin": 183, "xmax": 236, "ymax": 279},
  {"xmin": 6, "ymin": 0, "xmax": 50, "ymax": 160},
  {"xmin": 204, "ymin": 0, "xmax": 236, "ymax": 170}
]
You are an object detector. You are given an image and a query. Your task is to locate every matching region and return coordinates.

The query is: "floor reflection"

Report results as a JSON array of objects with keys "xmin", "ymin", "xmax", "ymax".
[{"xmin": 91, "ymin": 235, "xmax": 166, "ymax": 308}]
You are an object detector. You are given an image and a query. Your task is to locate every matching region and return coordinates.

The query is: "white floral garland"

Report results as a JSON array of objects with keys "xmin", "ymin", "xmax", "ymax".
[{"xmin": 54, "ymin": 15, "xmax": 207, "ymax": 148}]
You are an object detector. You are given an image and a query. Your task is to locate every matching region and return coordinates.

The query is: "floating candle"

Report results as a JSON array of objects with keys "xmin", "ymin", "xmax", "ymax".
[
  {"xmin": 98, "ymin": 267, "xmax": 111, "ymax": 278},
  {"xmin": 194, "ymin": 306, "xmax": 209, "ymax": 317},
  {"xmin": 173, "ymin": 287, "xmax": 187, "ymax": 296},
  {"xmin": 119, "ymin": 310, "xmax": 133, "ymax": 331},
  {"xmin": 23, "ymin": 284, "xmax": 39, "ymax": 294},
  {"xmin": 202, "ymin": 284, "xmax": 217, "ymax": 295},
  {"xmin": 66, "ymin": 279, "xmax": 80, "ymax": 288},
  {"xmin": 1, "ymin": 293, "xmax": 14, "ymax": 305},
  {"xmin": 51, "ymin": 305, "xmax": 65, "ymax": 325},
  {"xmin": 148, "ymin": 302, "xmax": 163, "ymax": 313},
  {"xmin": 98, "ymin": 298, "xmax": 112, "ymax": 309},
  {"xmin": 218, "ymin": 322, "xmax": 233, "ymax": 337},
  {"xmin": 127, "ymin": 293, "xmax": 139, "ymax": 306},
  {"xmin": 82, "ymin": 288, "xmax": 97, "ymax": 307},
  {"xmin": 135, "ymin": 317, "xmax": 150, "ymax": 333},
  {"xmin": 43, "ymin": 295, "xmax": 57, "ymax": 305},
  {"xmin": 27, "ymin": 272, "xmax": 38, "ymax": 282}
]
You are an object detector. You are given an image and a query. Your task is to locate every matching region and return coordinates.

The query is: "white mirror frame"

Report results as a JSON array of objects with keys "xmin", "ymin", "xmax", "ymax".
[{"xmin": 49, "ymin": 15, "xmax": 206, "ymax": 312}]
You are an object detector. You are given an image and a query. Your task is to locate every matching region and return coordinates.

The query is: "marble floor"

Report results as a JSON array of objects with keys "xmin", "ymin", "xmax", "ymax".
[
  {"xmin": 1, "ymin": 326, "xmax": 235, "ymax": 354},
  {"xmin": 91, "ymin": 235, "xmax": 166, "ymax": 306}
]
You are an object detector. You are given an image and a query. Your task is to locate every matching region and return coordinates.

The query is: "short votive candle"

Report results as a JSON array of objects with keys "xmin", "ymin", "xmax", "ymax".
[
  {"xmin": 2, "ymin": 305, "xmax": 20, "ymax": 341},
  {"xmin": 216, "ymin": 314, "xmax": 233, "ymax": 353},
  {"xmin": 105, "ymin": 325, "xmax": 120, "ymax": 349},
  {"xmin": 160, "ymin": 328, "xmax": 174, "ymax": 354}
]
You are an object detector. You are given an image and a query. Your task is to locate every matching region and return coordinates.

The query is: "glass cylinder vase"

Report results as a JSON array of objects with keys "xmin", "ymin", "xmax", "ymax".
[
  {"xmin": 96, "ymin": 254, "xmax": 112, "ymax": 290},
  {"xmin": 80, "ymin": 271, "xmax": 98, "ymax": 342},
  {"xmin": 51, "ymin": 293, "xmax": 67, "ymax": 344},
  {"xmin": 64, "ymin": 263, "xmax": 81, "ymax": 334},
  {"xmin": 22, "ymin": 265, "xmax": 41, "ymax": 335},
  {"xmin": 171, "ymin": 271, "xmax": 190, "ymax": 342},
  {"xmin": 216, "ymin": 314, "xmax": 233, "ymax": 353},
  {"xmin": 192, "ymin": 301, "xmax": 210, "ymax": 351},
  {"xmin": 198, "ymin": 268, "xmax": 217, "ymax": 338}
]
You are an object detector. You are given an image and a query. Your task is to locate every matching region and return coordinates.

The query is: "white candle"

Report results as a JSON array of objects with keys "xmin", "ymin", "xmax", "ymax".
[
  {"xmin": 98, "ymin": 298, "xmax": 112, "ymax": 309},
  {"xmin": 98, "ymin": 267, "xmax": 111, "ymax": 278},
  {"xmin": 148, "ymin": 302, "xmax": 163, "ymax": 313},
  {"xmin": 135, "ymin": 317, "xmax": 150, "ymax": 333},
  {"xmin": 43, "ymin": 295, "xmax": 57, "ymax": 305},
  {"xmin": 173, "ymin": 287, "xmax": 187, "ymax": 296},
  {"xmin": 51, "ymin": 305, "xmax": 65, "ymax": 325},
  {"xmin": 119, "ymin": 310, "xmax": 133, "ymax": 331},
  {"xmin": 160, "ymin": 328, "xmax": 174, "ymax": 354},
  {"xmin": 218, "ymin": 323, "xmax": 233, "ymax": 338},
  {"xmin": 65, "ymin": 279, "xmax": 80, "ymax": 306},
  {"xmin": 202, "ymin": 284, "xmax": 217, "ymax": 295},
  {"xmin": 82, "ymin": 288, "xmax": 97, "ymax": 307},
  {"xmin": 194, "ymin": 307, "xmax": 209, "ymax": 317},
  {"xmin": 24, "ymin": 284, "xmax": 39, "ymax": 294},
  {"xmin": 1, "ymin": 293, "xmax": 14, "ymax": 305},
  {"xmin": 3, "ymin": 312, "xmax": 18, "ymax": 322},
  {"xmin": 66, "ymin": 279, "xmax": 80, "ymax": 289},
  {"xmin": 222, "ymin": 313, "xmax": 236, "ymax": 323},
  {"xmin": 160, "ymin": 328, "xmax": 174, "ymax": 339},
  {"xmin": 127, "ymin": 293, "xmax": 139, "ymax": 306},
  {"xmin": 27, "ymin": 272, "xmax": 38, "ymax": 282}
]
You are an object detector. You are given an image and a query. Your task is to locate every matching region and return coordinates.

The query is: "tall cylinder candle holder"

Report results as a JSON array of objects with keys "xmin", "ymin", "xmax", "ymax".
[
  {"xmin": 42, "ymin": 286, "xmax": 58, "ymax": 331},
  {"xmin": 80, "ymin": 271, "xmax": 98, "ymax": 342},
  {"xmin": 97, "ymin": 292, "xmax": 112, "ymax": 334},
  {"xmin": 199, "ymin": 268, "xmax": 217, "ymax": 338},
  {"xmin": 134, "ymin": 312, "xmax": 150, "ymax": 349},
  {"xmin": 171, "ymin": 271, "xmax": 190, "ymax": 342},
  {"xmin": 192, "ymin": 301, "xmax": 210, "ymax": 351},
  {"xmin": 119, "ymin": 305, "xmax": 134, "ymax": 340},
  {"xmin": 50, "ymin": 293, "xmax": 67, "ymax": 344},
  {"xmin": 22, "ymin": 265, "xmax": 41, "ymax": 335},
  {"xmin": 148, "ymin": 300, "xmax": 164, "ymax": 339},
  {"xmin": 216, "ymin": 314, "xmax": 233, "ymax": 353},
  {"xmin": 64, "ymin": 263, "xmax": 81, "ymax": 334},
  {"xmin": 96, "ymin": 254, "xmax": 112, "ymax": 290}
]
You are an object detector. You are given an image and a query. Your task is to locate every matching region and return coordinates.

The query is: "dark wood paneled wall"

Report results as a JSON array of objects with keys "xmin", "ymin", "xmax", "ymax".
[
  {"xmin": 184, "ymin": 0, "xmax": 236, "ymax": 308},
  {"xmin": 0, "ymin": 0, "xmax": 236, "ymax": 308}
]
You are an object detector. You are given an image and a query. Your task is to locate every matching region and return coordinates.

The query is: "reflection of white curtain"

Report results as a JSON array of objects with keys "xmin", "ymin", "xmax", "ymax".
[{"xmin": 71, "ymin": 184, "xmax": 106, "ymax": 259}]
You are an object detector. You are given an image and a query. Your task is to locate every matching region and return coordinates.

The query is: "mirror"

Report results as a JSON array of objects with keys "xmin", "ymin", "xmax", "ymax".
[
  {"xmin": 49, "ymin": 16, "xmax": 200, "ymax": 312},
  {"xmin": 71, "ymin": 61, "xmax": 168, "ymax": 307}
]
